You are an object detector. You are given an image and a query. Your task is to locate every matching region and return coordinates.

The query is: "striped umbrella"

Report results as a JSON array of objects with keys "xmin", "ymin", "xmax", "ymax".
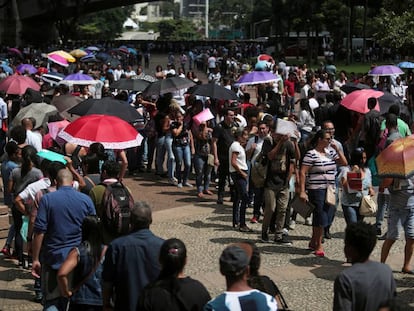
[{"xmin": 41, "ymin": 72, "xmax": 65, "ymax": 86}]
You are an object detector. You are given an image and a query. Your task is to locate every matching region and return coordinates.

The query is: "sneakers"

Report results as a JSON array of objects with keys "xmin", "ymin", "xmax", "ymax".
[
  {"xmin": 289, "ymin": 220, "xmax": 296, "ymax": 230},
  {"xmin": 239, "ymin": 225, "xmax": 253, "ymax": 232},
  {"xmin": 376, "ymin": 227, "xmax": 382, "ymax": 237},
  {"xmin": 305, "ymin": 217, "xmax": 312, "ymax": 226},
  {"xmin": 1, "ymin": 246, "xmax": 11, "ymax": 257},
  {"xmin": 183, "ymin": 182, "xmax": 193, "ymax": 187},
  {"xmin": 250, "ymin": 217, "xmax": 258, "ymax": 224},
  {"xmin": 274, "ymin": 235, "xmax": 292, "ymax": 245},
  {"xmin": 261, "ymin": 232, "xmax": 269, "ymax": 242},
  {"xmin": 34, "ymin": 291, "xmax": 43, "ymax": 303},
  {"xmin": 169, "ymin": 177, "xmax": 178, "ymax": 186},
  {"xmin": 177, "ymin": 183, "xmax": 183, "ymax": 188}
]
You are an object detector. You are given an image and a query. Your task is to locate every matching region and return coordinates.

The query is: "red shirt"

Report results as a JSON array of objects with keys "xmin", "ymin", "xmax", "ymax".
[{"xmin": 284, "ymin": 79, "xmax": 295, "ymax": 96}]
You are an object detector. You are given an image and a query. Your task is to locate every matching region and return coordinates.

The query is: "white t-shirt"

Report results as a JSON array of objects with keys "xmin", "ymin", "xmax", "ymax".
[
  {"xmin": 246, "ymin": 135, "xmax": 266, "ymax": 162},
  {"xmin": 26, "ymin": 130, "xmax": 42, "ymax": 152},
  {"xmin": 308, "ymin": 98, "xmax": 319, "ymax": 111},
  {"xmin": 229, "ymin": 141, "xmax": 248, "ymax": 173}
]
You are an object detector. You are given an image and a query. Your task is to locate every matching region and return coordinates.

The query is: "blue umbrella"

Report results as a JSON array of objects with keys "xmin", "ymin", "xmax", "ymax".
[
  {"xmin": 397, "ymin": 61, "xmax": 414, "ymax": 69},
  {"xmin": 80, "ymin": 54, "xmax": 98, "ymax": 63},
  {"xmin": 96, "ymin": 52, "xmax": 110, "ymax": 62},
  {"xmin": 128, "ymin": 48, "xmax": 138, "ymax": 55},
  {"xmin": 0, "ymin": 63, "xmax": 13, "ymax": 74}
]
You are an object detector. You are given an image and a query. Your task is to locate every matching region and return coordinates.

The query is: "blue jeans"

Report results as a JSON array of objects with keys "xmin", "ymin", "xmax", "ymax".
[
  {"xmin": 342, "ymin": 204, "xmax": 364, "ymax": 225},
  {"xmin": 308, "ymin": 189, "xmax": 335, "ymax": 227},
  {"xmin": 231, "ymin": 172, "xmax": 249, "ymax": 226},
  {"xmin": 193, "ymin": 154, "xmax": 212, "ymax": 193},
  {"xmin": 165, "ymin": 134, "xmax": 176, "ymax": 179},
  {"xmin": 156, "ymin": 135, "xmax": 166, "ymax": 174},
  {"xmin": 376, "ymin": 192, "xmax": 390, "ymax": 230},
  {"xmin": 173, "ymin": 144, "xmax": 191, "ymax": 184}
]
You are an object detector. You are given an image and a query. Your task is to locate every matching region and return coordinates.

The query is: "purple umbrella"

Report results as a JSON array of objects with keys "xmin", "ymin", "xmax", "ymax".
[
  {"xmin": 16, "ymin": 64, "xmax": 37, "ymax": 75},
  {"xmin": 60, "ymin": 72, "xmax": 96, "ymax": 85},
  {"xmin": 368, "ymin": 65, "xmax": 403, "ymax": 76},
  {"xmin": 234, "ymin": 71, "xmax": 278, "ymax": 86}
]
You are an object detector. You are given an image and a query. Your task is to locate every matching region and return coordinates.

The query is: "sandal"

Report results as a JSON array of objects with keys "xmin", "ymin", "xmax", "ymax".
[
  {"xmin": 314, "ymin": 250, "xmax": 325, "ymax": 257},
  {"xmin": 401, "ymin": 269, "xmax": 414, "ymax": 275}
]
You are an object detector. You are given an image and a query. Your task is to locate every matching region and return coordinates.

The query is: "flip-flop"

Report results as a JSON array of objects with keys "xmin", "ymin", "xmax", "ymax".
[
  {"xmin": 314, "ymin": 250, "xmax": 325, "ymax": 257},
  {"xmin": 401, "ymin": 269, "xmax": 414, "ymax": 275}
]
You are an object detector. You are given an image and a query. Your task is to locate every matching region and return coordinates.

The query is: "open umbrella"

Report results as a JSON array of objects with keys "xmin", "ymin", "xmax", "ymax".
[
  {"xmin": 41, "ymin": 72, "xmax": 65, "ymax": 86},
  {"xmin": 16, "ymin": 64, "xmax": 37, "ymax": 75},
  {"xmin": 68, "ymin": 97, "xmax": 143, "ymax": 123},
  {"xmin": 189, "ymin": 83, "xmax": 239, "ymax": 100},
  {"xmin": 47, "ymin": 120, "xmax": 70, "ymax": 140},
  {"xmin": 377, "ymin": 91, "xmax": 402, "ymax": 114},
  {"xmin": 12, "ymin": 102, "xmax": 57, "ymax": 127},
  {"xmin": 340, "ymin": 82, "xmax": 371, "ymax": 94},
  {"xmin": 51, "ymin": 94, "xmax": 83, "ymax": 121},
  {"xmin": 60, "ymin": 72, "xmax": 96, "ymax": 85},
  {"xmin": 376, "ymin": 135, "xmax": 414, "ymax": 178},
  {"xmin": 48, "ymin": 54, "xmax": 69, "ymax": 67},
  {"xmin": 109, "ymin": 78, "xmax": 150, "ymax": 92},
  {"xmin": 70, "ymin": 49, "xmax": 87, "ymax": 58},
  {"xmin": 58, "ymin": 114, "xmax": 143, "ymax": 149},
  {"xmin": 85, "ymin": 46, "xmax": 100, "ymax": 52},
  {"xmin": 80, "ymin": 54, "xmax": 98, "ymax": 63},
  {"xmin": 131, "ymin": 74, "xmax": 157, "ymax": 83},
  {"xmin": 368, "ymin": 65, "xmax": 403, "ymax": 76},
  {"xmin": 143, "ymin": 76, "xmax": 195, "ymax": 96},
  {"xmin": 234, "ymin": 71, "xmax": 278, "ymax": 86},
  {"xmin": 8, "ymin": 48, "xmax": 23, "ymax": 58},
  {"xmin": 48, "ymin": 50, "xmax": 76, "ymax": 63},
  {"xmin": 0, "ymin": 74, "xmax": 40, "ymax": 95},
  {"xmin": 0, "ymin": 63, "xmax": 13, "ymax": 75},
  {"xmin": 397, "ymin": 61, "xmax": 414, "ymax": 69},
  {"xmin": 340, "ymin": 89, "xmax": 382, "ymax": 114}
]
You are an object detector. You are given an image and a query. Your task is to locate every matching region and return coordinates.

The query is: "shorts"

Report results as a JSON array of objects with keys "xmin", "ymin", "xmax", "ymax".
[{"xmin": 387, "ymin": 207, "xmax": 414, "ymax": 240}]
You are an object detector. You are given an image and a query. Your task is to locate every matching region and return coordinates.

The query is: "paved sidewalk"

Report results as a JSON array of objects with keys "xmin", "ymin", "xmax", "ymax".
[{"xmin": 0, "ymin": 198, "xmax": 413, "ymax": 310}]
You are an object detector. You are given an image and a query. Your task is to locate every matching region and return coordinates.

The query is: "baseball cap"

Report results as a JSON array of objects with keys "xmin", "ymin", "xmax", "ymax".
[{"xmin": 219, "ymin": 245, "xmax": 250, "ymax": 277}]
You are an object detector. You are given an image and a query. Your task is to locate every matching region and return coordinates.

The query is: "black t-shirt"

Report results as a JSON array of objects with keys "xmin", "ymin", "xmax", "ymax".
[
  {"xmin": 261, "ymin": 137, "xmax": 295, "ymax": 190},
  {"xmin": 138, "ymin": 277, "xmax": 211, "ymax": 311},
  {"xmin": 212, "ymin": 121, "xmax": 235, "ymax": 162}
]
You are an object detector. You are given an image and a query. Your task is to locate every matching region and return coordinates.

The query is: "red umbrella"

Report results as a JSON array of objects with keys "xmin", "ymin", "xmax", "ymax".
[
  {"xmin": 340, "ymin": 89, "xmax": 382, "ymax": 114},
  {"xmin": 0, "ymin": 74, "xmax": 40, "ymax": 95},
  {"xmin": 58, "ymin": 114, "xmax": 143, "ymax": 149}
]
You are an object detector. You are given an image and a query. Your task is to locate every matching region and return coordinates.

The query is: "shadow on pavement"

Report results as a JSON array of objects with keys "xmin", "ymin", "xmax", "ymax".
[{"xmin": 290, "ymin": 256, "xmax": 347, "ymax": 281}]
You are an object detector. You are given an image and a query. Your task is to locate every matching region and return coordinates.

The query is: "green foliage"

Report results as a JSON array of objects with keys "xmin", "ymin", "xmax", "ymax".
[{"xmin": 158, "ymin": 19, "xmax": 202, "ymax": 40}]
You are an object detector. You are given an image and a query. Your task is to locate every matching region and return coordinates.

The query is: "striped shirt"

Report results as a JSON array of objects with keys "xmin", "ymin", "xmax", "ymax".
[
  {"xmin": 204, "ymin": 289, "xmax": 277, "ymax": 311},
  {"xmin": 302, "ymin": 148, "xmax": 339, "ymax": 190}
]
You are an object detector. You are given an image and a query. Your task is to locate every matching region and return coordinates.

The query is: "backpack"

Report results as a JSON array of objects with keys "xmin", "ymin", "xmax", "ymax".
[
  {"xmin": 250, "ymin": 136, "xmax": 272, "ymax": 188},
  {"xmin": 101, "ymin": 182, "xmax": 134, "ymax": 236}
]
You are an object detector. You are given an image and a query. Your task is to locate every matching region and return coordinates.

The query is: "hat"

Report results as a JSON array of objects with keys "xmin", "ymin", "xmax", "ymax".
[{"xmin": 219, "ymin": 245, "xmax": 250, "ymax": 276}]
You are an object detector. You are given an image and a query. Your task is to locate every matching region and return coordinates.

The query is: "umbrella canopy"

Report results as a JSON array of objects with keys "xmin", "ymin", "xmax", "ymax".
[
  {"xmin": 143, "ymin": 76, "xmax": 196, "ymax": 96},
  {"xmin": 340, "ymin": 89, "xmax": 382, "ymax": 114},
  {"xmin": 131, "ymin": 74, "xmax": 157, "ymax": 83},
  {"xmin": 16, "ymin": 64, "xmax": 37, "ymax": 75},
  {"xmin": 41, "ymin": 72, "xmax": 65, "ymax": 86},
  {"xmin": 0, "ymin": 74, "xmax": 40, "ymax": 95},
  {"xmin": 60, "ymin": 72, "xmax": 96, "ymax": 85},
  {"xmin": 48, "ymin": 54, "xmax": 69, "ymax": 67},
  {"xmin": 340, "ymin": 82, "xmax": 371, "ymax": 94},
  {"xmin": 368, "ymin": 65, "xmax": 404, "ymax": 76},
  {"xmin": 0, "ymin": 63, "xmax": 13, "ymax": 74},
  {"xmin": 234, "ymin": 71, "xmax": 278, "ymax": 86},
  {"xmin": 85, "ymin": 46, "xmax": 100, "ymax": 52},
  {"xmin": 70, "ymin": 49, "xmax": 87, "ymax": 58},
  {"xmin": 377, "ymin": 92, "xmax": 402, "ymax": 114},
  {"xmin": 109, "ymin": 78, "xmax": 150, "ymax": 92},
  {"xmin": 106, "ymin": 57, "xmax": 121, "ymax": 68},
  {"xmin": 397, "ymin": 61, "xmax": 414, "ymax": 69},
  {"xmin": 68, "ymin": 97, "xmax": 143, "ymax": 123},
  {"xmin": 58, "ymin": 114, "xmax": 143, "ymax": 149},
  {"xmin": 189, "ymin": 83, "xmax": 239, "ymax": 100},
  {"xmin": 80, "ymin": 54, "xmax": 98, "ymax": 63},
  {"xmin": 376, "ymin": 135, "xmax": 414, "ymax": 178},
  {"xmin": 8, "ymin": 48, "xmax": 23, "ymax": 58},
  {"xmin": 47, "ymin": 120, "xmax": 70, "ymax": 140},
  {"xmin": 12, "ymin": 102, "xmax": 57, "ymax": 127},
  {"xmin": 95, "ymin": 52, "xmax": 110, "ymax": 62},
  {"xmin": 48, "ymin": 50, "xmax": 76, "ymax": 63},
  {"xmin": 51, "ymin": 94, "xmax": 83, "ymax": 121}
]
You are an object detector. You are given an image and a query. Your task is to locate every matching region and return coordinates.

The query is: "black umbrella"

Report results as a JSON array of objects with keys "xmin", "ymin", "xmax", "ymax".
[
  {"xmin": 109, "ymin": 79, "xmax": 150, "ymax": 92},
  {"xmin": 340, "ymin": 82, "xmax": 371, "ymax": 94},
  {"xmin": 67, "ymin": 97, "xmax": 143, "ymax": 123},
  {"xmin": 189, "ymin": 83, "xmax": 239, "ymax": 100},
  {"xmin": 378, "ymin": 92, "xmax": 403, "ymax": 114},
  {"xmin": 143, "ymin": 76, "xmax": 196, "ymax": 96},
  {"xmin": 51, "ymin": 94, "xmax": 83, "ymax": 121}
]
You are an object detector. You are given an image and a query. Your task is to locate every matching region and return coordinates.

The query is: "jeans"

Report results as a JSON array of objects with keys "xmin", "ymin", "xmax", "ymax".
[
  {"xmin": 376, "ymin": 192, "xmax": 390, "ymax": 230},
  {"xmin": 193, "ymin": 154, "xmax": 212, "ymax": 193},
  {"xmin": 156, "ymin": 135, "xmax": 166, "ymax": 174},
  {"xmin": 165, "ymin": 134, "xmax": 176, "ymax": 179},
  {"xmin": 252, "ymin": 186, "xmax": 264, "ymax": 219},
  {"xmin": 263, "ymin": 187, "xmax": 290, "ymax": 239},
  {"xmin": 231, "ymin": 172, "xmax": 249, "ymax": 226},
  {"xmin": 173, "ymin": 144, "xmax": 191, "ymax": 184},
  {"xmin": 11, "ymin": 206, "xmax": 23, "ymax": 263},
  {"xmin": 342, "ymin": 204, "xmax": 364, "ymax": 225},
  {"xmin": 217, "ymin": 160, "xmax": 230, "ymax": 199}
]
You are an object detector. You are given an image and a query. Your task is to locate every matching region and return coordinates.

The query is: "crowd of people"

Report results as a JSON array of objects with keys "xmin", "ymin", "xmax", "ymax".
[{"xmin": 0, "ymin": 43, "xmax": 412, "ymax": 310}]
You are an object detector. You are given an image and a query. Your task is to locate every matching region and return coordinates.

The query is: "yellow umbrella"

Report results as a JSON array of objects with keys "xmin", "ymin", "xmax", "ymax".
[
  {"xmin": 48, "ymin": 50, "xmax": 76, "ymax": 63},
  {"xmin": 70, "ymin": 49, "xmax": 87, "ymax": 58}
]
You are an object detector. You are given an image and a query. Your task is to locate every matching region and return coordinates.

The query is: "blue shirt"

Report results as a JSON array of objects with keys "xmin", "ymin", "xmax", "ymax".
[
  {"xmin": 1, "ymin": 159, "xmax": 18, "ymax": 205},
  {"xmin": 34, "ymin": 186, "xmax": 96, "ymax": 269},
  {"xmin": 102, "ymin": 229, "xmax": 164, "ymax": 311}
]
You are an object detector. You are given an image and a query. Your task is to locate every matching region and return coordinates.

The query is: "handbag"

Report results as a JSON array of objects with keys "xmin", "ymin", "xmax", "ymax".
[
  {"xmin": 290, "ymin": 195, "xmax": 315, "ymax": 219},
  {"xmin": 207, "ymin": 154, "xmax": 215, "ymax": 167},
  {"xmin": 359, "ymin": 195, "xmax": 377, "ymax": 216},
  {"xmin": 325, "ymin": 185, "xmax": 336, "ymax": 206}
]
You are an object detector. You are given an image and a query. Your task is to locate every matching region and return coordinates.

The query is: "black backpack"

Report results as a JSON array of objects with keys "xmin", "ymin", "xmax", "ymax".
[{"xmin": 101, "ymin": 182, "xmax": 134, "ymax": 236}]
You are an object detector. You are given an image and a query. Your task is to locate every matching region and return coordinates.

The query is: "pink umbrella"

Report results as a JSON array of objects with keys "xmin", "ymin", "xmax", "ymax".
[
  {"xmin": 0, "ymin": 74, "xmax": 40, "ymax": 95},
  {"xmin": 47, "ymin": 54, "xmax": 69, "ymax": 67},
  {"xmin": 47, "ymin": 120, "xmax": 70, "ymax": 140},
  {"xmin": 340, "ymin": 89, "xmax": 383, "ymax": 114},
  {"xmin": 8, "ymin": 47, "xmax": 23, "ymax": 58}
]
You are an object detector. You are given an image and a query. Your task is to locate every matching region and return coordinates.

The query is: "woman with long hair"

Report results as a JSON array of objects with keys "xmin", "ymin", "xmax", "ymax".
[
  {"xmin": 340, "ymin": 147, "xmax": 375, "ymax": 224},
  {"xmin": 138, "ymin": 238, "xmax": 211, "ymax": 311},
  {"xmin": 57, "ymin": 215, "xmax": 105, "ymax": 310},
  {"xmin": 8, "ymin": 145, "xmax": 42, "ymax": 267},
  {"xmin": 299, "ymin": 129, "xmax": 347, "ymax": 257}
]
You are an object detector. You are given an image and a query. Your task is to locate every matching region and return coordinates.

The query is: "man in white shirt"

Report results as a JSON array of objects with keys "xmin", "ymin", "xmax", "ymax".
[
  {"xmin": 22, "ymin": 118, "xmax": 42, "ymax": 152},
  {"xmin": 113, "ymin": 64, "xmax": 124, "ymax": 81}
]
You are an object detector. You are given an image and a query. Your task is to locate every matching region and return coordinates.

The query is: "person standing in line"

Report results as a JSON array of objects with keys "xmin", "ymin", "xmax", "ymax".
[{"xmin": 334, "ymin": 222, "xmax": 396, "ymax": 311}]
